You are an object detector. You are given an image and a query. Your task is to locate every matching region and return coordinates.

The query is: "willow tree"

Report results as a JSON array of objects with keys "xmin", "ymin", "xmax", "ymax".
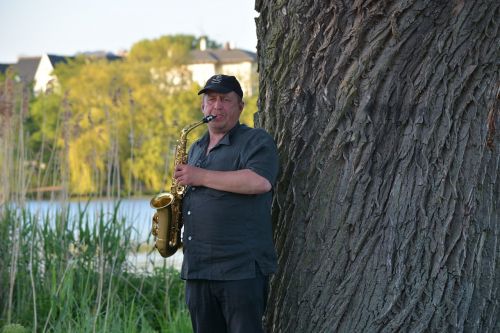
[{"xmin": 255, "ymin": 0, "xmax": 499, "ymax": 332}]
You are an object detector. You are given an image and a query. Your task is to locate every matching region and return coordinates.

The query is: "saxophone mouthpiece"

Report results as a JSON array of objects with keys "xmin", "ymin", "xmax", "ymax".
[{"xmin": 204, "ymin": 115, "xmax": 217, "ymax": 123}]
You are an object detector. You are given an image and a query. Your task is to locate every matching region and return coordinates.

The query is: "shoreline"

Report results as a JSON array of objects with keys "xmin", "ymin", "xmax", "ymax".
[{"xmin": 126, "ymin": 250, "xmax": 183, "ymax": 273}]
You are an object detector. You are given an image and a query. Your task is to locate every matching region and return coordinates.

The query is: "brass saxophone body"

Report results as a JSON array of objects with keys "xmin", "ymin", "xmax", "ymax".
[{"xmin": 150, "ymin": 115, "xmax": 216, "ymax": 257}]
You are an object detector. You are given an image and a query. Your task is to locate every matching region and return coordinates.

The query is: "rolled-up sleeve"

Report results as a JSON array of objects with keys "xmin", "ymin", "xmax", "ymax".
[{"xmin": 241, "ymin": 129, "xmax": 279, "ymax": 187}]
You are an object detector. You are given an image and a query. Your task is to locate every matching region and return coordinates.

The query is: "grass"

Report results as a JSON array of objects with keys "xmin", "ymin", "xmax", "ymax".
[{"xmin": 0, "ymin": 203, "xmax": 192, "ymax": 333}]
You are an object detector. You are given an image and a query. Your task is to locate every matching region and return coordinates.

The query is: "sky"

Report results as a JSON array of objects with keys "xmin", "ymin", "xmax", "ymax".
[{"xmin": 0, "ymin": 0, "xmax": 259, "ymax": 63}]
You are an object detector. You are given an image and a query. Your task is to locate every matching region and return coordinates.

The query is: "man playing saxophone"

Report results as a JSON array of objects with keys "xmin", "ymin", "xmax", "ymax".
[{"xmin": 173, "ymin": 74, "xmax": 279, "ymax": 333}]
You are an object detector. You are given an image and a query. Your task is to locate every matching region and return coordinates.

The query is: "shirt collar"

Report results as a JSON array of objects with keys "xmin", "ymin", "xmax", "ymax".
[{"xmin": 196, "ymin": 122, "xmax": 241, "ymax": 148}]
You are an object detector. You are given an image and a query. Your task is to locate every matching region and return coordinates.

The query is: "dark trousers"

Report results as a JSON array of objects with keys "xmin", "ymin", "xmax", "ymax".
[{"xmin": 185, "ymin": 272, "xmax": 269, "ymax": 333}]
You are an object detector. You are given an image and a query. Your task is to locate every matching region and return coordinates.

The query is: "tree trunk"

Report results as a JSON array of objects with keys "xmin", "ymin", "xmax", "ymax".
[{"xmin": 255, "ymin": 0, "xmax": 499, "ymax": 332}]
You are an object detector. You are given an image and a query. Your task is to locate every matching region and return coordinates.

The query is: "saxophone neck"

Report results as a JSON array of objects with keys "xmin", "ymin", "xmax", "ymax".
[
  {"xmin": 171, "ymin": 115, "xmax": 217, "ymax": 195},
  {"xmin": 181, "ymin": 115, "xmax": 217, "ymax": 138}
]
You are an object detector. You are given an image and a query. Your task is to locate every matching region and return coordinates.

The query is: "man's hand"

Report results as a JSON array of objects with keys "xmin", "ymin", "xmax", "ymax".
[
  {"xmin": 174, "ymin": 164, "xmax": 271, "ymax": 195},
  {"xmin": 174, "ymin": 164, "xmax": 206, "ymax": 187}
]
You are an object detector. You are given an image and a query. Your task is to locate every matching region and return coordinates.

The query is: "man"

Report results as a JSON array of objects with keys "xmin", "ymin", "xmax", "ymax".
[{"xmin": 174, "ymin": 74, "xmax": 279, "ymax": 333}]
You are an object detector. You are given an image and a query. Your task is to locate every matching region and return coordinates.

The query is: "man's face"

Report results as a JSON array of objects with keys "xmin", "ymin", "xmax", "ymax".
[{"xmin": 202, "ymin": 91, "xmax": 244, "ymax": 134}]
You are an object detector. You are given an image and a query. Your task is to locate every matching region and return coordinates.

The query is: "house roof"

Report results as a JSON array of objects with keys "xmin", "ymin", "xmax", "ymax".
[
  {"xmin": 10, "ymin": 52, "xmax": 122, "ymax": 84},
  {"xmin": 47, "ymin": 54, "xmax": 72, "ymax": 66},
  {"xmin": 12, "ymin": 55, "xmax": 72, "ymax": 83},
  {"xmin": 13, "ymin": 57, "xmax": 41, "ymax": 82},
  {"xmin": 76, "ymin": 51, "xmax": 122, "ymax": 61},
  {"xmin": 0, "ymin": 63, "xmax": 12, "ymax": 74},
  {"xmin": 189, "ymin": 48, "xmax": 256, "ymax": 64}
]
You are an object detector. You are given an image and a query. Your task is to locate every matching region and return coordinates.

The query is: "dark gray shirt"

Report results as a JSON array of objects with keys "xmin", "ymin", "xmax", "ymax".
[{"xmin": 180, "ymin": 123, "xmax": 279, "ymax": 280}]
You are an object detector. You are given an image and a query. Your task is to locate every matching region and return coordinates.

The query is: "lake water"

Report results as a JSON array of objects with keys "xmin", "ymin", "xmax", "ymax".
[
  {"xmin": 24, "ymin": 197, "xmax": 183, "ymax": 270},
  {"xmin": 26, "ymin": 197, "xmax": 154, "ymax": 240}
]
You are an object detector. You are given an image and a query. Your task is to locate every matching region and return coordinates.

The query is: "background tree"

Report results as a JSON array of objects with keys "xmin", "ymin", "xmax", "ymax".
[
  {"xmin": 0, "ymin": 69, "xmax": 32, "ymax": 204},
  {"xmin": 255, "ymin": 0, "xmax": 499, "ymax": 332},
  {"xmin": 53, "ymin": 36, "xmax": 205, "ymax": 196},
  {"xmin": 26, "ymin": 92, "xmax": 63, "ymax": 198},
  {"xmin": 128, "ymin": 34, "xmax": 195, "ymax": 65}
]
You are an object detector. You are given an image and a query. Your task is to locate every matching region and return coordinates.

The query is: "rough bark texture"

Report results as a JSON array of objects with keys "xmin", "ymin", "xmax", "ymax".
[{"xmin": 255, "ymin": 0, "xmax": 499, "ymax": 332}]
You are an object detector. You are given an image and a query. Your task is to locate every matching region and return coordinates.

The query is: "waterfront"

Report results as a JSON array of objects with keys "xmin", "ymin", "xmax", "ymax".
[
  {"xmin": 25, "ymin": 197, "xmax": 154, "ymax": 241},
  {"xmin": 24, "ymin": 197, "xmax": 183, "ymax": 271}
]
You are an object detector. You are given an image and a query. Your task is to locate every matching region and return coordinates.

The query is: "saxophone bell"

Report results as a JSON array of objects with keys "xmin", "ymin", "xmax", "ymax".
[
  {"xmin": 150, "ymin": 192, "xmax": 174, "ymax": 210},
  {"xmin": 150, "ymin": 192, "xmax": 176, "ymax": 257}
]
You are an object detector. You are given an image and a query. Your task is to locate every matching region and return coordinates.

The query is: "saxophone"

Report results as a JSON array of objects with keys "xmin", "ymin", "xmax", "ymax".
[{"xmin": 150, "ymin": 115, "xmax": 216, "ymax": 257}]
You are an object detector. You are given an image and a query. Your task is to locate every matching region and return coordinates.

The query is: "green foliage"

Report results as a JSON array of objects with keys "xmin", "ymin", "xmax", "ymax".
[
  {"xmin": 16, "ymin": 33, "xmax": 256, "ymax": 197},
  {"xmin": 241, "ymin": 95, "xmax": 258, "ymax": 127},
  {"xmin": 1, "ymin": 324, "xmax": 29, "ymax": 333},
  {"xmin": 46, "ymin": 35, "xmax": 206, "ymax": 195},
  {"xmin": 194, "ymin": 35, "xmax": 222, "ymax": 49},
  {"xmin": 0, "ymin": 71, "xmax": 34, "ymax": 201},
  {"xmin": 26, "ymin": 93, "xmax": 63, "ymax": 160},
  {"xmin": 128, "ymin": 35, "xmax": 195, "ymax": 66},
  {"xmin": 0, "ymin": 205, "xmax": 192, "ymax": 333},
  {"xmin": 128, "ymin": 35, "xmax": 221, "ymax": 65}
]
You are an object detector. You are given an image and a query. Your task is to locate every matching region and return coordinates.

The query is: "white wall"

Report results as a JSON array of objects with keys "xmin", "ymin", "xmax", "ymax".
[
  {"xmin": 187, "ymin": 63, "xmax": 216, "ymax": 87},
  {"xmin": 188, "ymin": 61, "xmax": 256, "ymax": 97},
  {"xmin": 219, "ymin": 62, "xmax": 255, "ymax": 97},
  {"xmin": 33, "ymin": 54, "xmax": 56, "ymax": 94}
]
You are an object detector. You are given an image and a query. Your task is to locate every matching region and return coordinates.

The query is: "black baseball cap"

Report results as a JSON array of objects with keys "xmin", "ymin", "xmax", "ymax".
[{"xmin": 198, "ymin": 74, "xmax": 243, "ymax": 98}]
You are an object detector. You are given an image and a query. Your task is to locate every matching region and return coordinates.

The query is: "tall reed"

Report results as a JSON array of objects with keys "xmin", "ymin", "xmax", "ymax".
[
  {"xmin": 0, "ymin": 203, "xmax": 192, "ymax": 333},
  {"xmin": 0, "ymin": 64, "xmax": 191, "ymax": 333}
]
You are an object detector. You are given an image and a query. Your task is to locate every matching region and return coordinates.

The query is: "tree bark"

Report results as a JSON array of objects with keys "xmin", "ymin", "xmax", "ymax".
[{"xmin": 255, "ymin": 0, "xmax": 499, "ymax": 332}]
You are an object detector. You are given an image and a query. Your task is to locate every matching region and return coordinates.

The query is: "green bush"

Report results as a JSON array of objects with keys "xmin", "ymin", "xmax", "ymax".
[{"xmin": 1, "ymin": 324, "xmax": 30, "ymax": 333}]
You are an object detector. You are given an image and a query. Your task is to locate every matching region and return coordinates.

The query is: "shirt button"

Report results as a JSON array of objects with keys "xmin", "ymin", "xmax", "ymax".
[
  {"xmin": 188, "ymin": 236, "xmax": 192, "ymax": 241},
  {"xmin": 187, "ymin": 210, "xmax": 191, "ymax": 215}
]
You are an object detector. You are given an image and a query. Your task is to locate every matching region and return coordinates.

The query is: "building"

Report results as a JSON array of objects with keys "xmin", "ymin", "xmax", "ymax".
[
  {"xmin": 12, "ymin": 56, "xmax": 41, "ymax": 84},
  {"xmin": 33, "ymin": 54, "xmax": 71, "ymax": 93},
  {"xmin": 187, "ymin": 41, "xmax": 257, "ymax": 97},
  {"xmin": 6, "ymin": 44, "xmax": 258, "ymax": 97},
  {"xmin": 7, "ymin": 54, "xmax": 68, "ymax": 94},
  {"xmin": 0, "ymin": 63, "xmax": 12, "ymax": 75},
  {"xmin": 9, "ymin": 53, "xmax": 120, "ymax": 94}
]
